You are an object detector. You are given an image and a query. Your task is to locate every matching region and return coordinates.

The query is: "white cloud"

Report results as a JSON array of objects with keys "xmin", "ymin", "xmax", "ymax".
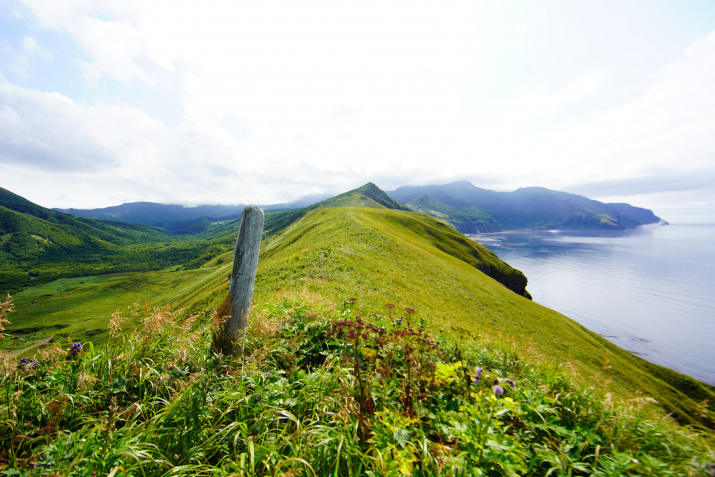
[{"xmin": 2, "ymin": 1, "xmax": 714, "ymax": 222}]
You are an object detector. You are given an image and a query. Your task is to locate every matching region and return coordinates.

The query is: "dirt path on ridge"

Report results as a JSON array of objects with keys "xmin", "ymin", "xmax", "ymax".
[{"xmin": 6, "ymin": 336, "xmax": 54, "ymax": 357}]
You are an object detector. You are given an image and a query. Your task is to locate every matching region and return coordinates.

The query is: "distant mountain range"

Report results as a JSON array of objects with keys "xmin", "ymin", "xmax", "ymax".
[
  {"xmin": 387, "ymin": 181, "xmax": 664, "ymax": 233},
  {"xmin": 54, "ymin": 180, "xmax": 664, "ymax": 234},
  {"xmin": 55, "ymin": 193, "xmax": 332, "ymax": 228},
  {"xmin": 0, "ymin": 180, "xmax": 664, "ymax": 292}
]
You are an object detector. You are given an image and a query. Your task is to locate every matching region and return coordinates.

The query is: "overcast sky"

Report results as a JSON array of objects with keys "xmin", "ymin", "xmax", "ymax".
[{"xmin": 1, "ymin": 1, "xmax": 714, "ymax": 223}]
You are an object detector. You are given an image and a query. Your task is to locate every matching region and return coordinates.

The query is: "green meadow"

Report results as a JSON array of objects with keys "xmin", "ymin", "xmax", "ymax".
[{"xmin": 1, "ymin": 189, "xmax": 714, "ymax": 475}]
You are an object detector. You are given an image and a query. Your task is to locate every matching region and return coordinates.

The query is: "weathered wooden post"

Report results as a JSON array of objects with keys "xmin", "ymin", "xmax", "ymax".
[{"xmin": 214, "ymin": 206, "xmax": 264, "ymax": 356}]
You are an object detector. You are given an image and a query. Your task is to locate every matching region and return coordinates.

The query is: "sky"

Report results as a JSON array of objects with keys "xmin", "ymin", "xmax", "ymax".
[{"xmin": 1, "ymin": 1, "xmax": 714, "ymax": 223}]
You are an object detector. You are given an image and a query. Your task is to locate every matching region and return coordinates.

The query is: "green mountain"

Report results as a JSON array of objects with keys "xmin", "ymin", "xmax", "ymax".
[
  {"xmin": 58, "ymin": 202, "xmax": 247, "ymax": 227},
  {"xmin": 262, "ymin": 182, "xmax": 410, "ymax": 238},
  {"xmin": 389, "ymin": 181, "xmax": 663, "ymax": 232},
  {"xmin": 55, "ymin": 180, "xmax": 662, "ymax": 236},
  {"xmin": 2, "ymin": 185, "xmax": 713, "ymax": 473},
  {"xmin": 407, "ymin": 193, "xmax": 501, "ymax": 233},
  {"xmin": 57, "ymin": 194, "xmax": 331, "ymax": 228},
  {"xmin": 253, "ymin": 205, "xmax": 713, "ymax": 427},
  {"xmin": 0, "ymin": 187, "xmax": 236, "ymax": 293}
]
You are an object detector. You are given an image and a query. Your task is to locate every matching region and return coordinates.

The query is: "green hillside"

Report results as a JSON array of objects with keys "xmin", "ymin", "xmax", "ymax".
[
  {"xmin": 407, "ymin": 193, "xmax": 501, "ymax": 233},
  {"xmin": 1, "ymin": 193, "xmax": 713, "ymax": 474},
  {"xmin": 251, "ymin": 206, "xmax": 713, "ymax": 426},
  {"xmin": 58, "ymin": 202, "xmax": 246, "ymax": 226},
  {"xmin": 0, "ymin": 187, "xmax": 237, "ymax": 293},
  {"xmin": 262, "ymin": 182, "xmax": 409, "ymax": 238},
  {"xmin": 390, "ymin": 181, "xmax": 663, "ymax": 232}
]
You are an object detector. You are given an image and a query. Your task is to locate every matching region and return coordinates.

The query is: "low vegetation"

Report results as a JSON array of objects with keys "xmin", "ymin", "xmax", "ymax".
[
  {"xmin": 1, "ymin": 184, "xmax": 713, "ymax": 475},
  {"xmin": 0, "ymin": 295, "xmax": 713, "ymax": 475}
]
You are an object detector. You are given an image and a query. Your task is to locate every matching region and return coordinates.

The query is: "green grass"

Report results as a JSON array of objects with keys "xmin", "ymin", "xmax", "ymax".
[
  {"xmin": 2, "ymin": 258, "xmax": 230, "ymax": 352},
  {"xmin": 0, "ymin": 297, "xmax": 713, "ymax": 475},
  {"xmin": 251, "ymin": 207, "xmax": 715, "ymax": 427},
  {"xmin": 1, "ymin": 202, "xmax": 714, "ymax": 474}
]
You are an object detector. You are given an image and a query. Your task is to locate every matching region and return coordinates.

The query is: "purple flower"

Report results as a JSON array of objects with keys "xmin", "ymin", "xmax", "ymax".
[
  {"xmin": 473, "ymin": 377, "xmax": 481, "ymax": 385},
  {"xmin": 265, "ymin": 372, "xmax": 272, "ymax": 376},
  {"xmin": 504, "ymin": 378, "xmax": 516, "ymax": 388},
  {"xmin": 19, "ymin": 358, "xmax": 39, "ymax": 368},
  {"xmin": 493, "ymin": 385, "xmax": 505, "ymax": 396},
  {"xmin": 474, "ymin": 367, "xmax": 483, "ymax": 376},
  {"xmin": 69, "ymin": 342, "xmax": 82, "ymax": 355}
]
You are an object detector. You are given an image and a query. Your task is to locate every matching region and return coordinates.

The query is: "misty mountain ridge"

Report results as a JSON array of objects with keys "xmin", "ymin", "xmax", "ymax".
[
  {"xmin": 388, "ymin": 181, "xmax": 664, "ymax": 233},
  {"xmin": 55, "ymin": 193, "xmax": 333, "ymax": 227},
  {"xmin": 51, "ymin": 180, "xmax": 663, "ymax": 233}
]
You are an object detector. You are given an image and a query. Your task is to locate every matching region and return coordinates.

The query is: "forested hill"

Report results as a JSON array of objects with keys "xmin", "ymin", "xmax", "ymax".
[
  {"xmin": 0, "ymin": 187, "xmax": 234, "ymax": 293},
  {"xmin": 57, "ymin": 202, "xmax": 247, "ymax": 227},
  {"xmin": 0, "ymin": 186, "xmax": 167, "ymax": 254},
  {"xmin": 388, "ymin": 181, "xmax": 663, "ymax": 233},
  {"xmin": 56, "ymin": 193, "xmax": 331, "ymax": 227}
]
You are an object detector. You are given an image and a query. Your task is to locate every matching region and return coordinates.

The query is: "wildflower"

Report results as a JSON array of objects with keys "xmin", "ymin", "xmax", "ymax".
[
  {"xmin": 473, "ymin": 367, "xmax": 483, "ymax": 384},
  {"xmin": 248, "ymin": 355, "xmax": 255, "ymax": 359},
  {"xmin": 69, "ymin": 342, "xmax": 82, "ymax": 355},
  {"xmin": 265, "ymin": 372, "xmax": 272, "ymax": 376},
  {"xmin": 504, "ymin": 378, "xmax": 516, "ymax": 388},
  {"xmin": 19, "ymin": 358, "xmax": 39, "ymax": 368},
  {"xmin": 493, "ymin": 385, "xmax": 505, "ymax": 396},
  {"xmin": 385, "ymin": 303, "xmax": 395, "ymax": 309},
  {"xmin": 405, "ymin": 307, "xmax": 416, "ymax": 314}
]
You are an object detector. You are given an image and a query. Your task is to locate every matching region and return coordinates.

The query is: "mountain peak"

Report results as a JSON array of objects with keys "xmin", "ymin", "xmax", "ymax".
[{"xmin": 316, "ymin": 183, "xmax": 410, "ymax": 211}]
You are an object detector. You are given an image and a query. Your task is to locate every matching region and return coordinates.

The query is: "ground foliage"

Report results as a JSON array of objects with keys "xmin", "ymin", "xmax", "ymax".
[{"xmin": 0, "ymin": 295, "xmax": 713, "ymax": 476}]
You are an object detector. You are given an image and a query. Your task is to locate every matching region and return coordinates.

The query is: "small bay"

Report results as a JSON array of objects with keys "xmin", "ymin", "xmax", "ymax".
[{"xmin": 470, "ymin": 224, "xmax": 715, "ymax": 385}]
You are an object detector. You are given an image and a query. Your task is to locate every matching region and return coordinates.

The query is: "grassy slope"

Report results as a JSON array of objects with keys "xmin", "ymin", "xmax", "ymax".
[
  {"xmin": 4, "ymin": 200, "xmax": 713, "ymax": 426},
  {"xmin": 250, "ymin": 206, "xmax": 714, "ymax": 426},
  {"xmin": 2, "ymin": 256, "xmax": 230, "ymax": 352},
  {"xmin": 407, "ymin": 193, "xmax": 501, "ymax": 233},
  {"xmin": 262, "ymin": 182, "xmax": 409, "ymax": 238},
  {"xmin": 3, "ymin": 195, "xmax": 714, "ymax": 474}
]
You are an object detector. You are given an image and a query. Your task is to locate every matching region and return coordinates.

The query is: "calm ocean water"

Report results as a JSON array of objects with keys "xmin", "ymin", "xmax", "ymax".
[{"xmin": 470, "ymin": 224, "xmax": 715, "ymax": 385}]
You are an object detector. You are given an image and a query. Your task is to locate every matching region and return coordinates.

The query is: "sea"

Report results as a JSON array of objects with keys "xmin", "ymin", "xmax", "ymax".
[{"xmin": 469, "ymin": 224, "xmax": 715, "ymax": 386}]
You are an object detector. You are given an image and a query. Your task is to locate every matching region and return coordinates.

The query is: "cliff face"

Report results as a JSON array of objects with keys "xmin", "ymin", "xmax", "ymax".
[{"xmin": 476, "ymin": 262, "xmax": 531, "ymax": 299}]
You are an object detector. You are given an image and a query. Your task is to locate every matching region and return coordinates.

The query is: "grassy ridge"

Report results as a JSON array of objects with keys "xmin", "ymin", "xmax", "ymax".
[
  {"xmin": 1, "ymin": 202, "xmax": 714, "ymax": 474},
  {"xmin": 4, "ymin": 201, "xmax": 714, "ymax": 426},
  {"xmin": 250, "ymin": 206, "xmax": 714, "ymax": 426}
]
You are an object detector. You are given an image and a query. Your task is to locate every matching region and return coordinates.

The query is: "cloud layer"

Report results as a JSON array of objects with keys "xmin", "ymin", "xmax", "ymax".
[{"xmin": 0, "ymin": 1, "xmax": 713, "ymax": 222}]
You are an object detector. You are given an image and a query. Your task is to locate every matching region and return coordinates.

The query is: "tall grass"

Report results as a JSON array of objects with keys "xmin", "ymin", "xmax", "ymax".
[{"xmin": 0, "ymin": 296, "xmax": 713, "ymax": 476}]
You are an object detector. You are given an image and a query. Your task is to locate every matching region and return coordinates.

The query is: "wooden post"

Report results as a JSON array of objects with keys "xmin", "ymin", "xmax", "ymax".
[{"xmin": 215, "ymin": 206, "xmax": 264, "ymax": 355}]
